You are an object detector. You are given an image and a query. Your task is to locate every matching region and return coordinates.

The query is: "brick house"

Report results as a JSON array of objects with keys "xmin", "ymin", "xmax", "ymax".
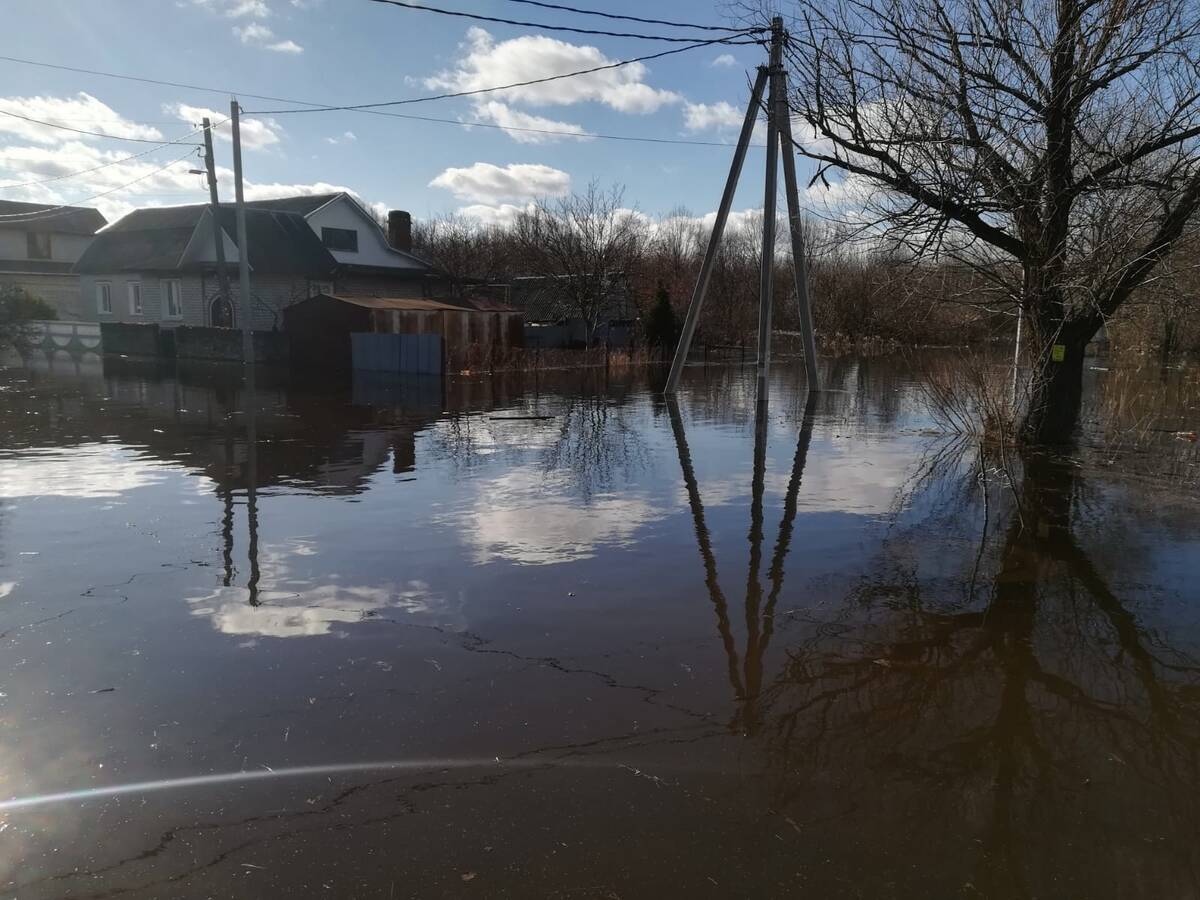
[{"xmin": 74, "ymin": 193, "xmax": 432, "ymax": 329}]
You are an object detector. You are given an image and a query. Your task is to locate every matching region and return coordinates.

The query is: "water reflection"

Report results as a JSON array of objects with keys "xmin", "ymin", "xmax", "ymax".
[
  {"xmin": 752, "ymin": 446, "xmax": 1200, "ymax": 897},
  {"xmin": 0, "ymin": 353, "xmax": 1197, "ymax": 897}
]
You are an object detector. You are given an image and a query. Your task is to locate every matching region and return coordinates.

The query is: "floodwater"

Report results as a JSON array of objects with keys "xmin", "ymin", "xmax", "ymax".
[{"xmin": 0, "ymin": 351, "xmax": 1197, "ymax": 899}]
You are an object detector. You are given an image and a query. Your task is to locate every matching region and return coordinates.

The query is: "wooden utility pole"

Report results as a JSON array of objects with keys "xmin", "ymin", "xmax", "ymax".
[
  {"xmin": 201, "ymin": 117, "xmax": 234, "ymax": 323},
  {"xmin": 666, "ymin": 17, "xmax": 819, "ymax": 393},
  {"xmin": 230, "ymin": 99, "xmax": 255, "ymax": 365}
]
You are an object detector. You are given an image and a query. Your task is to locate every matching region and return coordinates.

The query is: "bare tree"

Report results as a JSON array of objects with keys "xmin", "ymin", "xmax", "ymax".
[
  {"xmin": 411, "ymin": 212, "xmax": 515, "ymax": 300},
  {"xmin": 513, "ymin": 181, "xmax": 647, "ymax": 346},
  {"xmin": 763, "ymin": 0, "xmax": 1200, "ymax": 443}
]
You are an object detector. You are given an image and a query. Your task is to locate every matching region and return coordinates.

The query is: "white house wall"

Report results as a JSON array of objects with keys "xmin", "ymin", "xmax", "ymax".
[
  {"xmin": 0, "ymin": 228, "xmax": 28, "ymax": 258},
  {"xmin": 305, "ymin": 198, "xmax": 424, "ymax": 271},
  {"xmin": 80, "ymin": 271, "xmax": 312, "ymax": 330}
]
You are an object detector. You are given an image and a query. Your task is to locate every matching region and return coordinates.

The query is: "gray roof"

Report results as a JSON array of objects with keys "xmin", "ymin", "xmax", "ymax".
[
  {"xmin": 244, "ymin": 194, "xmax": 342, "ymax": 216},
  {"xmin": 0, "ymin": 200, "xmax": 106, "ymax": 235},
  {"xmin": 75, "ymin": 203, "xmax": 337, "ymax": 276}
]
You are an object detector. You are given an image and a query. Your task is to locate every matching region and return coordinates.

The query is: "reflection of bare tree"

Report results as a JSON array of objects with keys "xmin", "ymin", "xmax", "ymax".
[
  {"xmin": 752, "ymin": 449, "xmax": 1200, "ymax": 897},
  {"xmin": 538, "ymin": 395, "xmax": 651, "ymax": 501}
]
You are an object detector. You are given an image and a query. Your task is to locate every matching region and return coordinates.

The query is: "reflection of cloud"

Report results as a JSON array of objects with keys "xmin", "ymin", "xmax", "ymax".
[
  {"xmin": 452, "ymin": 470, "xmax": 667, "ymax": 565},
  {"xmin": 190, "ymin": 581, "xmax": 436, "ymax": 638},
  {"xmin": 187, "ymin": 539, "xmax": 452, "ymax": 638},
  {"xmin": 0, "ymin": 581, "xmax": 14, "ymax": 599},
  {"xmin": 684, "ymin": 433, "xmax": 913, "ymax": 515},
  {"xmin": 0, "ymin": 445, "xmax": 168, "ymax": 499}
]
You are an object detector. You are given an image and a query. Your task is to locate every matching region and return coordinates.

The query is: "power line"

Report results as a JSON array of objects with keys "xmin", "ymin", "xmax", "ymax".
[
  {"xmin": 0, "ymin": 55, "xmax": 319, "ymax": 107},
  {"xmin": 0, "ymin": 109, "xmax": 199, "ymax": 145},
  {"xmin": 496, "ymin": 0, "xmax": 740, "ymax": 32},
  {"xmin": 0, "ymin": 53, "xmax": 767, "ymax": 150},
  {"xmin": 247, "ymin": 36, "xmax": 749, "ymax": 115},
  {"xmin": 0, "ymin": 147, "xmax": 201, "ymax": 221},
  {"xmin": 364, "ymin": 0, "xmax": 765, "ymax": 42},
  {"xmin": 358, "ymin": 108, "xmax": 767, "ymax": 147},
  {"xmin": 0, "ymin": 118, "xmax": 227, "ymax": 190}
]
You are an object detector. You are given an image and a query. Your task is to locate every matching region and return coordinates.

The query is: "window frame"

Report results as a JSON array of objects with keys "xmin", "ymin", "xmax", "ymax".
[
  {"xmin": 161, "ymin": 278, "xmax": 183, "ymax": 320},
  {"xmin": 96, "ymin": 281, "xmax": 112, "ymax": 315},
  {"xmin": 321, "ymin": 227, "xmax": 359, "ymax": 253},
  {"xmin": 26, "ymin": 231, "xmax": 52, "ymax": 260},
  {"xmin": 127, "ymin": 281, "xmax": 143, "ymax": 316}
]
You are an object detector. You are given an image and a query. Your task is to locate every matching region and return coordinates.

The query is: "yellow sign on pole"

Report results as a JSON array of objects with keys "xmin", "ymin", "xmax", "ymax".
[{"xmin": 1051, "ymin": 344, "xmax": 1066, "ymax": 363}]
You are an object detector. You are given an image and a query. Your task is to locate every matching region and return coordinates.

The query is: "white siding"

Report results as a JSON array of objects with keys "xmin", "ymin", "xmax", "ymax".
[
  {"xmin": 51, "ymin": 233, "xmax": 92, "ymax": 263},
  {"xmin": 305, "ymin": 197, "xmax": 425, "ymax": 271},
  {"xmin": 0, "ymin": 228, "xmax": 26, "ymax": 259}
]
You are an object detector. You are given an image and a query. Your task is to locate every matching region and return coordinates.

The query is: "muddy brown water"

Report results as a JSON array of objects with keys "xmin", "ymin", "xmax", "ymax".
[{"xmin": 0, "ymin": 352, "xmax": 1197, "ymax": 898}]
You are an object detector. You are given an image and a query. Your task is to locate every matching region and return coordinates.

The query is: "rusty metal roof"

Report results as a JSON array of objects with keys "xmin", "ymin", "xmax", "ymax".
[
  {"xmin": 320, "ymin": 294, "xmax": 522, "ymax": 313},
  {"xmin": 322, "ymin": 294, "xmax": 463, "ymax": 311}
]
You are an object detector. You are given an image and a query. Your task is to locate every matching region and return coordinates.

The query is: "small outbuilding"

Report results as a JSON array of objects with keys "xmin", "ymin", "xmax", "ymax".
[{"xmin": 285, "ymin": 293, "xmax": 524, "ymax": 372}]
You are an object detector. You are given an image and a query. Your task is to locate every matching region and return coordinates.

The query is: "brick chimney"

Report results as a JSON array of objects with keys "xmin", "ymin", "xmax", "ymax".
[{"xmin": 388, "ymin": 210, "xmax": 412, "ymax": 252}]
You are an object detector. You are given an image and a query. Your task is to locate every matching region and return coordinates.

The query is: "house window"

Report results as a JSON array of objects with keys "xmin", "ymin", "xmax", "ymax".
[
  {"xmin": 128, "ymin": 282, "xmax": 143, "ymax": 316},
  {"xmin": 321, "ymin": 227, "xmax": 358, "ymax": 252},
  {"xmin": 161, "ymin": 279, "xmax": 183, "ymax": 319},
  {"xmin": 309, "ymin": 280, "xmax": 334, "ymax": 297},
  {"xmin": 27, "ymin": 232, "xmax": 51, "ymax": 260},
  {"xmin": 96, "ymin": 282, "xmax": 112, "ymax": 315}
]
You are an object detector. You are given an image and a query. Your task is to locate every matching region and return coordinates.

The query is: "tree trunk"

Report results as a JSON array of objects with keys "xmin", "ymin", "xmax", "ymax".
[{"xmin": 1018, "ymin": 332, "xmax": 1089, "ymax": 445}]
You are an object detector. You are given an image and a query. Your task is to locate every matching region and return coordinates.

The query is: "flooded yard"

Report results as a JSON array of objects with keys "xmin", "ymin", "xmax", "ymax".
[{"xmin": 1, "ymin": 352, "xmax": 1198, "ymax": 898}]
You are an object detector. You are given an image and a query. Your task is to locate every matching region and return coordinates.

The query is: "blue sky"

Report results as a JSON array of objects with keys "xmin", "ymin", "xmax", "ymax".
[{"xmin": 0, "ymin": 0, "xmax": 820, "ymax": 226}]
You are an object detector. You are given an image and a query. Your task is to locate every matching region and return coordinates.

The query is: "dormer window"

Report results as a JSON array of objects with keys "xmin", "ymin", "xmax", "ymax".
[
  {"xmin": 27, "ymin": 232, "xmax": 51, "ymax": 260},
  {"xmin": 321, "ymin": 227, "xmax": 358, "ymax": 252}
]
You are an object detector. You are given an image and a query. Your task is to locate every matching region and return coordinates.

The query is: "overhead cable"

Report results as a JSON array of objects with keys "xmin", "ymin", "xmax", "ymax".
[
  {"xmin": 246, "ymin": 37, "xmax": 752, "ymax": 115},
  {"xmin": 364, "ymin": 0, "xmax": 766, "ymax": 42},
  {"xmin": 495, "ymin": 0, "xmax": 741, "ymax": 31},
  {"xmin": 0, "ymin": 147, "xmax": 201, "ymax": 221}
]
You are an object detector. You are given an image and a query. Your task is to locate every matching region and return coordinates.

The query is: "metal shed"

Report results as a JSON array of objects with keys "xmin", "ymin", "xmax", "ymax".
[{"xmin": 285, "ymin": 293, "xmax": 524, "ymax": 372}]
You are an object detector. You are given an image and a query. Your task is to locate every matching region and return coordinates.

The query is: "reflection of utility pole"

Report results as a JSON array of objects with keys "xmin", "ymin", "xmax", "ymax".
[
  {"xmin": 667, "ymin": 384, "xmax": 819, "ymax": 736},
  {"xmin": 667, "ymin": 397, "xmax": 744, "ymax": 705},
  {"xmin": 201, "ymin": 117, "xmax": 233, "ymax": 321},
  {"xmin": 245, "ymin": 368, "xmax": 260, "ymax": 605}
]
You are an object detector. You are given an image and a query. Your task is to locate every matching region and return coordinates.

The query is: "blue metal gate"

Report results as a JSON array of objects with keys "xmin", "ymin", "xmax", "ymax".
[{"xmin": 351, "ymin": 333, "xmax": 443, "ymax": 375}]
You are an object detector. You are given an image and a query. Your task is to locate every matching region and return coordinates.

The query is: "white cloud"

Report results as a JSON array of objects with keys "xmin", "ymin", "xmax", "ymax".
[
  {"xmin": 167, "ymin": 103, "xmax": 282, "ymax": 150},
  {"xmin": 711, "ymin": 53, "xmax": 737, "ymax": 67},
  {"xmin": 697, "ymin": 207, "xmax": 762, "ymax": 233},
  {"xmin": 429, "ymin": 162, "xmax": 570, "ymax": 203},
  {"xmin": 0, "ymin": 141, "xmax": 208, "ymax": 220},
  {"xmin": 683, "ymin": 101, "xmax": 743, "ymax": 133},
  {"xmin": 470, "ymin": 101, "xmax": 592, "ymax": 144},
  {"xmin": 325, "ymin": 130, "xmax": 358, "ymax": 145},
  {"xmin": 427, "ymin": 27, "xmax": 679, "ymax": 114},
  {"xmin": 226, "ymin": 0, "xmax": 269, "ymax": 15},
  {"xmin": 455, "ymin": 202, "xmax": 533, "ymax": 227},
  {"xmin": 234, "ymin": 22, "xmax": 303, "ymax": 53},
  {"xmin": 0, "ymin": 93, "xmax": 164, "ymax": 145}
]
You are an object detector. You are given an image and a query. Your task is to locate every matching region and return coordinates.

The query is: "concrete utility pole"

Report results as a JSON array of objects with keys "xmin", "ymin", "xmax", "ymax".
[
  {"xmin": 755, "ymin": 17, "xmax": 784, "ymax": 382},
  {"xmin": 230, "ymin": 99, "xmax": 255, "ymax": 365},
  {"xmin": 666, "ymin": 17, "xmax": 819, "ymax": 394},
  {"xmin": 201, "ymin": 117, "xmax": 234, "ymax": 323},
  {"xmin": 665, "ymin": 67, "xmax": 769, "ymax": 394},
  {"xmin": 774, "ymin": 49, "xmax": 820, "ymax": 388}
]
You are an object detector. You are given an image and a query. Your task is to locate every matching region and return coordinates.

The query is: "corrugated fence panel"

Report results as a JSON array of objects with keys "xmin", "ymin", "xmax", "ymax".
[{"xmin": 354, "ymin": 332, "xmax": 443, "ymax": 374}]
